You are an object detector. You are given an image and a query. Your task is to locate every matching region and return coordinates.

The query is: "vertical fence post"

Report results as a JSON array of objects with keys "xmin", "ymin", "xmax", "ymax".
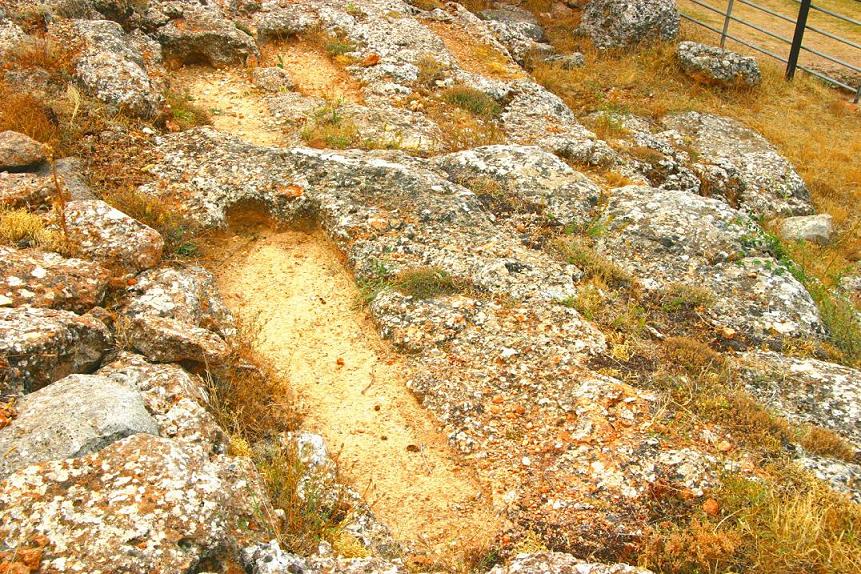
[
  {"xmin": 720, "ymin": 0, "xmax": 735, "ymax": 48},
  {"xmin": 786, "ymin": 0, "xmax": 812, "ymax": 79}
]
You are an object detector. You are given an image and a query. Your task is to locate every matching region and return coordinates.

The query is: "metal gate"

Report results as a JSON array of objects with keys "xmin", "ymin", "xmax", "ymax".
[{"xmin": 680, "ymin": 0, "xmax": 861, "ymax": 102}]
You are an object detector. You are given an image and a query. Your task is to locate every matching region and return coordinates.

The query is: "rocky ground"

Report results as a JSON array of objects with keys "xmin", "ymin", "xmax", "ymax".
[{"xmin": 0, "ymin": 0, "xmax": 860, "ymax": 573}]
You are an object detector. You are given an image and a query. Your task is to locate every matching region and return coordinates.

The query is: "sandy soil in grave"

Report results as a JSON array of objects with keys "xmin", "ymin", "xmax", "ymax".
[
  {"xmin": 260, "ymin": 40, "xmax": 365, "ymax": 104},
  {"xmin": 172, "ymin": 66, "xmax": 285, "ymax": 146},
  {"xmin": 209, "ymin": 226, "xmax": 499, "ymax": 553}
]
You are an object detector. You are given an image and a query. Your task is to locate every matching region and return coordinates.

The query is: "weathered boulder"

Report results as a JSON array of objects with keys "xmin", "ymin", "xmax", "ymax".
[
  {"xmin": 542, "ymin": 52, "xmax": 586, "ymax": 69},
  {"xmin": 433, "ymin": 144, "xmax": 602, "ymax": 226},
  {"xmin": 489, "ymin": 552, "xmax": 653, "ymax": 573},
  {"xmin": 588, "ymin": 112, "xmax": 701, "ymax": 192},
  {"xmin": 596, "ymin": 185, "xmax": 823, "ymax": 342},
  {"xmin": 252, "ymin": 1, "xmax": 318, "ymax": 41},
  {"xmin": 0, "ymin": 433, "xmax": 269, "ymax": 573},
  {"xmin": 0, "ymin": 131, "xmax": 47, "ymax": 172},
  {"xmin": 242, "ymin": 541, "xmax": 407, "ymax": 574},
  {"xmin": 582, "ymin": 0, "xmax": 679, "ymax": 49},
  {"xmin": 125, "ymin": 314, "xmax": 230, "ymax": 364},
  {"xmin": 60, "ymin": 19, "xmax": 164, "ymax": 118},
  {"xmin": 119, "ymin": 265, "xmax": 233, "ymax": 364},
  {"xmin": 677, "ymin": 41, "xmax": 762, "ymax": 87},
  {"xmin": 124, "ymin": 265, "xmax": 235, "ymax": 337},
  {"xmin": 0, "ymin": 246, "xmax": 110, "ymax": 312},
  {"xmin": 0, "ymin": 306, "xmax": 111, "ymax": 395},
  {"xmin": 662, "ymin": 112, "xmax": 812, "ymax": 217},
  {"xmin": 479, "ymin": 5, "xmax": 552, "ymax": 64},
  {"xmin": 798, "ymin": 454, "xmax": 861, "ymax": 503},
  {"xmin": 253, "ymin": 65, "xmax": 295, "ymax": 92},
  {"xmin": 154, "ymin": 3, "xmax": 258, "ymax": 66},
  {"xmin": 0, "ymin": 157, "xmax": 96, "ymax": 210},
  {"xmin": 739, "ymin": 351, "xmax": 861, "ymax": 447},
  {"xmin": 779, "ymin": 213, "xmax": 833, "ymax": 245},
  {"xmin": 61, "ymin": 199, "xmax": 163, "ymax": 277},
  {"xmin": 0, "ymin": 374, "xmax": 158, "ymax": 479},
  {"xmin": 501, "ymin": 81, "xmax": 616, "ymax": 164},
  {"xmin": 97, "ymin": 352, "xmax": 227, "ymax": 450},
  {"xmin": 0, "ymin": 13, "xmax": 24, "ymax": 60}
]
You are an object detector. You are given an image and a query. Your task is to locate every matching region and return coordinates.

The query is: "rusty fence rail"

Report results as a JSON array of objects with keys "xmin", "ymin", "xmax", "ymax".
[{"xmin": 680, "ymin": 0, "xmax": 861, "ymax": 102}]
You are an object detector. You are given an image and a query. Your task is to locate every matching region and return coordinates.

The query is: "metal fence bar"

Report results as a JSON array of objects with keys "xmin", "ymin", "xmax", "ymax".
[
  {"xmin": 729, "ymin": 12, "xmax": 794, "ymax": 44},
  {"xmin": 805, "ymin": 22, "xmax": 861, "ymax": 51},
  {"xmin": 721, "ymin": 0, "xmax": 736, "ymax": 47},
  {"xmin": 797, "ymin": 0, "xmax": 861, "ymax": 27},
  {"xmin": 800, "ymin": 43, "xmax": 861, "ymax": 73},
  {"xmin": 786, "ymin": 0, "xmax": 813, "ymax": 79},
  {"xmin": 680, "ymin": 0, "xmax": 860, "ymax": 101},
  {"xmin": 680, "ymin": 13, "xmax": 790, "ymax": 62},
  {"xmin": 738, "ymin": 0, "xmax": 798, "ymax": 24}
]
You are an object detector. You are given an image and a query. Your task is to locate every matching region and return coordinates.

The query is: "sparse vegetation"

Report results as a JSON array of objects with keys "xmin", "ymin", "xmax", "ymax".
[
  {"xmin": 641, "ymin": 464, "xmax": 861, "ymax": 574},
  {"xmin": 441, "ymin": 85, "xmax": 501, "ymax": 118},
  {"xmin": 550, "ymin": 235, "xmax": 632, "ymax": 287},
  {"xmin": 0, "ymin": 207, "xmax": 61, "ymax": 249},
  {"xmin": 164, "ymin": 90, "xmax": 211, "ymax": 131},
  {"xmin": 2, "ymin": 37, "xmax": 79, "ymax": 80},
  {"xmin": 531, "ymin": 26, "xmax": 861, "ymax": 314},
  {"xmin": 100, "ymin": 187, "xmax": 198, "ymax": 256},
  {"xmin": 392, "ymin": 266, "xmax": 467, "ymax": 299},
  {"xmin": 415, "ymin": 54, "xmax": 448, "ymax": 88},
  {"xmin": 301, "ymin": 101, "xmax": 359, "ymax": 149}
]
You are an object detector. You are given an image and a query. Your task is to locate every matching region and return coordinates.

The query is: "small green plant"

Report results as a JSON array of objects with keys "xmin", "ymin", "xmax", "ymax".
[
  {"xmin": 441, "ymin": 86, "xmax": 501, "ymax": 118},
  {"xmin": 392, "ymin": 266, "xmax": 467, "ymax": 299},
  {"xmin": 661, "ymin": 283, "xmax": 715, "ymax": 313},
  {"xmin": 301, "ymin": 101, "xmax": 359, "ymax": 149},
  {"xmin": 164, "ymin": 90, "xmax": 211, "ymax": 130},
  {"xmin": 415, "ymin": 54, "xmax": 448, "ymax": 88},
  {"xmin": 550, "ymin": 236, "xmax": 632, "ymax": 287},
  {"xmin": 325, "ymin": 38, "xmax": 356, "ymax": 57}
]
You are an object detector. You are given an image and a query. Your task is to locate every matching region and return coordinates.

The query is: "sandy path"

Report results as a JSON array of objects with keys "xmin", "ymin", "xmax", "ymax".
[
  {"xmin": 172, "ymin": 66, "xmax": 285, "ymax": 146},
  {"xmin": 260, "ymin": 41, "xmax": 365, "ymax": 103},
  {"xmin": 208, "ymin": 227, "xmax": 499, "ymax": 554}
]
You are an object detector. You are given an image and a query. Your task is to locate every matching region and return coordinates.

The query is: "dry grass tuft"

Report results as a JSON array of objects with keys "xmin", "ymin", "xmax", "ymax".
[
  {"xmin": 164, "ymin": 90, "xmax": 211, "ymax": 131},
  {"xmin": 301, "ymin": 101, "xmax": 359, "ymax": 149},
  {"xmin": 204, "ymin": 317, "xmax": 299, "ymax": 442},
  {"xmin": 550, "ymin": 235, "xmax": 632, "ymax": 287},
  {"xmin": 0, "ymin": 207, "xmax": 63, "ymax": 251},
  {"xmin": 2, "ymin": 37, "xmax": 79, "ymax": 79},
  {"xmin": 441, "ymin": 85, "xmax": 501, "ymax": 118},
  {"xmin": 393, "ymin": 266, "xmax": 468, "ymax": 299},
  {"xmin": 100, "ymin": 187, "xmax": 199, "ymax": 257},
  {"xmin": 0, "ymin": 84, "xmax": 63, "ymax": 147},
  {"xmin": 641, "ymin": 465, "xmax": 861, "ymax": 574}
]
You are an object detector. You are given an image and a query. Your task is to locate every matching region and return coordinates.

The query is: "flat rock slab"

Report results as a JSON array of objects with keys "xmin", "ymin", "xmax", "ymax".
[
  {"xmin": 739, "ymin": 350, "xmax": 861, "ymax": 448},
  {"xmin": 596, "ymin": 185, "xmax": 823, "ymax": 342},
  {"xmin": 0, "ymin": 433, "xmax": 267, "ymax": 573},
  {"xmin": 662, "ymin": 111, "xmax": 811, "ymax": 218},
  {"xmin": 0, "ymin": 131, "xmax": 46, "ymax": 172},
  {"xmin": 0, "ymin": 157, "xmax": 95, "ymax": 210},
  {"xmin": 779, "ymin": 213, "xmax": 834, "ymax": 245},
  {"xmin": 433, "ymin": 144, "xmax": 601, "ymax": 226},
  {"xmin": 0, "ymin": 306, "xmax": 111, "ymax": 396},
  {"xmin": 62, "ymin": 199, "xmax": 163, "ymax": 277},
  {"xmin": 0, "ymin": 246, "xmax": 110, "ymax": 312},
  {"xmin": 0, "ymin": 374, "xmax": 158, "ymax": 479},
  {"xmin": 582, "ymin": 0, "xmax": 679, "ymax": 49},
  {"xmin": 489, "ymin": 552, "xmax": 654, "ymax": 573},
  {"xmin": 127, "ymin": 314, "xmax": 229, "ymax": 364},
  {"xmin": 677, "ymin": 41, "xmax": 761, "ymax": 87}
]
